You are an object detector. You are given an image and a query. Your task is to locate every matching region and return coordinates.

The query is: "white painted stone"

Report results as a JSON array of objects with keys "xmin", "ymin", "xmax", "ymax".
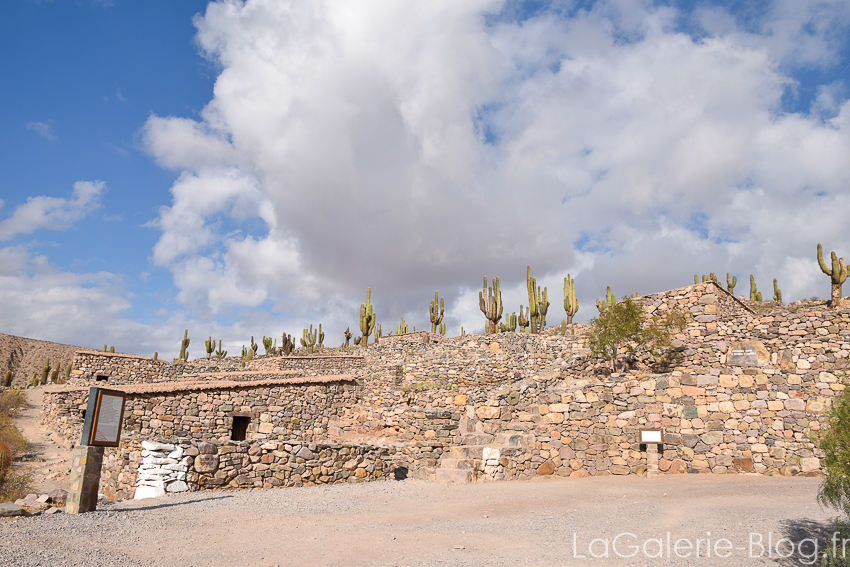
[
  {"xmin": 136, "ymin": 478, "xmax": 166, "ymax": 488},
  {"xmin": 162, "ymin": 463, "xmax": 185, "ymax": 471},
  {"xmin": 143, "ymin": 457, "xmax": 178, "ymax": 465},
  {"xmin": 166, "ymin": 481, "xmax": 189, "ymax": 493},
  {"xmin": 137, "ymin": 473, "xmax": 170, "ymax": 481},
  {"xmin": 142, "ymin": 441, "xmax": 175, "ymax": 452},
  {"xmin": 482, "ymin": 447, "xmax": 500, "ymax": 461},
  {"xmin": 167, "ymin": 447, "xmax": 184, "ymax": 460},
  {"xmin": 134, "ymin": 485, "xmax": 166, "ymax": 499},
  {"xmin": 176, "ymin": 472, "xmax": 186, "ymax": 480},
  {"xmin": 141, "ymin": 450, "xmax": 168, "ymax": 458}
]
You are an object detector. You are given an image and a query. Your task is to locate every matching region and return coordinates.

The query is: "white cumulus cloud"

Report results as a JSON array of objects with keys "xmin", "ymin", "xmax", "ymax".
[
  {"xmin": 141, "ymin": 0, "xmax": 850, "ymax": 333},
  {"xmin": 0, "ymin": 181, "xmax": 106, "ymax": 241}
]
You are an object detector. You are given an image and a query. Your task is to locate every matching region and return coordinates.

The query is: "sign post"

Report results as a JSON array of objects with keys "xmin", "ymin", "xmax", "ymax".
[
  {"xmin": 66, "ymin": 387, "xmax": 127, "ymax": 514},
  {"xmin": 638, "ymin": 428, "xmax": 663, "ymax": 478}
]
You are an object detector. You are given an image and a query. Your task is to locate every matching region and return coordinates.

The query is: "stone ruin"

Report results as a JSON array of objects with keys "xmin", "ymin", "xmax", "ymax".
[{"xmin": 36, "ymin": 281, "xmax": 850, "ymax": 499}]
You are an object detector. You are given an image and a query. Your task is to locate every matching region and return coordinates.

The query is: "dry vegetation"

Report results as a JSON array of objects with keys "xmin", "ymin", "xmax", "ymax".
[{"xmin": 0, "ymin": 389, "xmax": 32, "ymax": 502}]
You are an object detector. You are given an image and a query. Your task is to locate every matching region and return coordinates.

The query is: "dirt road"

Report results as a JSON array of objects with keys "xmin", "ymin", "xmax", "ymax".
[{"xmin": 0, "ymin": 473, "xmax": 838, "ymax": 567}]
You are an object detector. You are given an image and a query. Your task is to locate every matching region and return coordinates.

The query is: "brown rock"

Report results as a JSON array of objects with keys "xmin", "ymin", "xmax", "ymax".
[
  {"xmin": 537, "ymin": 460, "xmax": 555, "ymax": 475},
  {"xmin": 569, "ymin": 469, "xmax": 590, "ymax": 478},
  {"xmin": 609, "ymin": 465, "xmax": 631, "ymax": 475},
  {"xmin": 198, "ymin": 442, "xmax": 217, "ymax": 455},
  {"xmin": 658, "ymin": 459, "xmax": 672, "ymax": 472},
  {"xmin": 559, "ymin": 446, "xmax": 576, "ymax": 460},
  {"xmin": 476, "ymin": 406, "xmax": 501, "ymax": 419},
  {"xmin": 47, "ymin": 488, "xmax": 68, "ymax": 506},
  {"xmin": 733, "ymin": 457, "xmax": 754, "ymax": 472},
  {"xmin": 668, "ymin": 459, "xmax": 688, "ymax": 474}
]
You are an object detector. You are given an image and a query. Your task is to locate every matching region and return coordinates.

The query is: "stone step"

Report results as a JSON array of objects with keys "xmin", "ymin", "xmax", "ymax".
[
  {"xmin": 435, "ymin": 468, "xmax": 472, "ymax": 484},
  {"xmin": 439, "ymin": 458, "xmax": 479, "ymax": 470},
  {"xmin": 461, "ymin": 433, "xmax": 494, "ymax": 445},
  {"xmin": 449, "ymin": 446, "xmax": 485, "ymax": 459}
]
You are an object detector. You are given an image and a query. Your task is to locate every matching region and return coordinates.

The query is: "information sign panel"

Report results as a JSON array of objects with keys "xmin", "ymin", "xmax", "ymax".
[{"xmin": 80, "ymin": 387, "xmax": 127, "ymax": 447}]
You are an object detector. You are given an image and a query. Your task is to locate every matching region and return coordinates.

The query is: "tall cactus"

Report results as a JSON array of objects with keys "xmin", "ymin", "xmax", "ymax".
[
  {"xmin": 430, "ymin": 291, "xmax": 445, "ymax": 333},
  {"xmin": 250, "ymin": 336, "xmax": 258, "ymax": 357},
  {"xmin": 374, "ymin": 323, "xmax": 382, "ymax": 345},
  {"xmin": 215, "ymin": 340, "xmax": 227, "ymax": 359},
  {"xmin": 281, "ymin": 333, "xmax": 294, "ymax": 356},
  {"xmin": 359, "ymin": 288, "xmax": 376, "ymax": 348},
  {"xmin": 518, "ymin": 305, "xmax": 529, "ymax": 333},
  {"xmin": 526, "ymin": 265, "xmax": 549, "ymax": 333},
  {"xmin": 3, "ymin": 370, "xmax": 12, "ymax": 388},
  {"xmin": 479, "ymin": 276, "xmax": 503, "ymax": 334},
  {"xmin": 300, "ymin": 325, "xmax": 318, "ymax": 353},
  {"xmin": 439, "ymin": 321, "xmax": 446, "ymax": 335},
  {"xmin": 317, "ymin": 324, "xmax": 325, "ymax": 349},
  {"xmin": 41, "ymin": 358, "xmax": 50, "ymax": 385},
  {"xmin": 749, "ymin": 274, "xmax": 762, "ymax": 302},
  {"xmin": 596, "ymin": 286, "xmax": 617, "ymax": 312},
  {"xmin": 205, "ymin": 337, "xmax": 215, "ymax": 359},
  {"xmin": 727, "ymin": 273, "xmax": 737, "ymax": 295},
  {"xmin": 179, "ymin": 329, "xmax": 190, "ymax": 361},
  {"xmin": 564, "ymin": 274, "xmax": 579, "ymax": 324},
  {"xmin": 773, "ymin": 278, "xmax": 782, "ymax": 302},
  {"xmin": 818, "ymin": 243, "xmax": 848, "ymax": 307},
  {"xmin": 262, "ymin": 336, "xmax": 274, "ymax": 355},
  {"xmin": 344, "ymin": 327, "xmax": 352, "ymax": 347}
]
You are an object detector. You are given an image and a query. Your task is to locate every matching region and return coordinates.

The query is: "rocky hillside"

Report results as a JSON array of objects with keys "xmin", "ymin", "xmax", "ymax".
[{"xmin": 0, "ymin": 333, "xmax": 84, "ymax": 388}]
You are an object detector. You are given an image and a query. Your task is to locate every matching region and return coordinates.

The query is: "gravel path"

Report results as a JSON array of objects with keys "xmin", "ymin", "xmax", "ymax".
[{"xmin": 0, "ymin": 475, "xmax": 838, "ymax": 566}]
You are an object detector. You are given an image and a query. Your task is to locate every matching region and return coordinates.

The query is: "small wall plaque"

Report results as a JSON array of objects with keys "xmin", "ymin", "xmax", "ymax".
[{"xmin": 639, "ymin": 428, "xmax": 663, "ymax": 444}]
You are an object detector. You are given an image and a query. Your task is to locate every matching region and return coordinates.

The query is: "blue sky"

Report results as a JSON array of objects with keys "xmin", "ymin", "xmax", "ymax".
[{"xmin": 1, "ymin": 0, "xmax": 849, "ymax": 358}]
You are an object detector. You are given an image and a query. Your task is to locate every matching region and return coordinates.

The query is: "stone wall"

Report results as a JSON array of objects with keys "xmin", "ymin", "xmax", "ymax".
[
  {"xmin": 39, "ymin": 282, "xmax": 850, "ymax": 489},
  {"xmin": 41, "ymin": 375, "xmax": 359, "ymax": 448},
  {"xmin": 68, "ymin": 351, "xmax": 364, "ymax": 387},
  {"xmin": 100, "ymin": 436, "xmax": 435, "ymax": 501}
]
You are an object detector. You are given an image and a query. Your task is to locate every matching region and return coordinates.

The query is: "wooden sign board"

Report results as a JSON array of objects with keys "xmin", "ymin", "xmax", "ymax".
[{"xmin": 80, "ymin": 387, "xmax": 127, "ymax": 447}]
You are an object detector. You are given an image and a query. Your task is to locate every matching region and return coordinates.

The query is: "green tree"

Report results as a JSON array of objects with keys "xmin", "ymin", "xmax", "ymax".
[
  {"xmin": 817, "ymin": 383, "xmax": 850, "ymax": 565},
  {"xmin": 586, "ymin": 298, "xmax": 687, "ymax": 372}
]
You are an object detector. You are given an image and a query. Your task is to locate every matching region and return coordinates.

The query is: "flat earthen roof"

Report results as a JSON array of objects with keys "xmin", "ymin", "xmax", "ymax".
[{"xmin": 45, "ymin": 373, "xmax": 356, "ymax": 395}]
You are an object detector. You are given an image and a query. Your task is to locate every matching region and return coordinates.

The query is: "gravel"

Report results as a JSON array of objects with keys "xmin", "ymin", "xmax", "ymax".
[{"xmin": 0, "ymin": 475, "xmax": 839, "ymax": 567}]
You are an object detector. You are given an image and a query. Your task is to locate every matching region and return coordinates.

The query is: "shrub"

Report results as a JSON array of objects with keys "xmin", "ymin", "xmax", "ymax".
[
  {"xmin": 0, "ymin": 389, "xmax": 32, "ymax": 502},
  {"xmin": 586, "ymin": 298, "xmax": 687, "ymax": 372}
]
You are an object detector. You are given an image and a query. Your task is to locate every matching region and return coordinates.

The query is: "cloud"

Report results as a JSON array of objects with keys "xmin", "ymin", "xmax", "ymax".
[
  {"xmin": 140, "ymin": 0, "xmax": 850, "ymax": 331},
  {"xmin": 0, "ymin": 181, "xmax": 106, "ymax": 241},
  {"xmin": 26, "ymin": 121, "xmax": 56, "ymax": 141}
]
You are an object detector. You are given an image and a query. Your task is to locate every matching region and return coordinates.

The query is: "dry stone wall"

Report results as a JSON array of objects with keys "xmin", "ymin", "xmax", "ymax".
[
  {"xmin": 68, "ymin": 351, "xmax": 363, "ymax": 387},
  {"xmin": 100, "ymin": 436, "xmax": 436, "ymax": 500}
]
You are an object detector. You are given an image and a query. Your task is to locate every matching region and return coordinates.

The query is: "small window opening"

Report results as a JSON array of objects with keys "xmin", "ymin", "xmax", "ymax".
[
  {"xmin": 95, "ymin": 374, "xmax": 109, "ymax": 382},
  {"xmin": 231, "ymin": 416, "xmax": 250, "ymax": 441},
  {"xmin": 393, "ymin": 466, "xmax": 408, "ymax": 481}
]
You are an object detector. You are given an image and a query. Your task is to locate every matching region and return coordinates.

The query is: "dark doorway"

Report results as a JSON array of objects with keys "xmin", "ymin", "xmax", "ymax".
[
  {"xmin": 393, "ymin": 467, "xmax": 408, "ymax": 480},
  {"xmin": 231, "ymin": 416, "xmax": 250, "ymax": 441},
  {"xmin": 95, "ymin": 375, "xmax": 108, "ymax": 382}
]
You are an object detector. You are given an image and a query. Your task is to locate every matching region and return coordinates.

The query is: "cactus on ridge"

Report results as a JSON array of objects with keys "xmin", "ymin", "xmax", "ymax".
[
  {"xmin": 499, "ymin": 312, "xmax": 517, "ymax": 333},
  {"xmin": 596, "ymin": 286, "xmax": 617, "ymax": 312},
  {"xmin": 262, "ymin": 336, "xmax": 274, "ymax": 355},
  {"xmin": 205, "ymin": 337, "xmax": 215, "ymax": 359},
  {"xmin": 564, "ymin": 274, "xmax": 579, "ymax": 324},
  {"xmin": 281, "ymin": 333, "xmax": 294, "ymax": 356},
  {"xmin": 749, "ymin": 275, "xmax": 762, "ymax": 302},
  {"xmin": 215, "ymin": 340, "xmax": 227, "ymax": 359},
  {"xmin": 818, "ymin": 243, "xmax": 849, "ymax": 307},
  {"xmin": 518, "ymin": 305, "xmax": 530, "ymax": 333},
  {"xmin": 727, "ymin": 273, "xmax": 737, "ymax": 295},
  {"xmin": 773, "ymin": 278, "xmax": 783, "ymax": 302},
  {"xmin": 396, "ymin": 318, "xmax": 408, "ymax": 335},
  {"xmin": 41, "ymin": 358, "xmax": 50, "ymax": 385},
  {"xmin": 344, "ymin": 327, "xmax": 352, "ymax": 348},
  {"xmin": 359, "ymin": 288, "xmax": 376, "ymax": 348},
  {"xmin": 179, "ymin": 329, "xmax": 190, "ymax": 361},
  {"xmin": 526, "ymin": 265, "xmax": 549, "ymax": 333},
  {"xmin": 430, "ymin": 291, "xmax": 445, "ymax": 333},
  {"xmin": 479, "ymin": 276, "xmax": 503, "ymax": 334},
  {"xmin": 300, "ymin": 325, "xmax": 318, "ymax": 353}
]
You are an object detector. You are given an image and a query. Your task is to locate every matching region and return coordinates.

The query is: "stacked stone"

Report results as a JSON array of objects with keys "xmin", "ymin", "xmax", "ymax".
[{"xmin": 133, "ymin": 440, "xmax": 190, "ymax": 499}]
